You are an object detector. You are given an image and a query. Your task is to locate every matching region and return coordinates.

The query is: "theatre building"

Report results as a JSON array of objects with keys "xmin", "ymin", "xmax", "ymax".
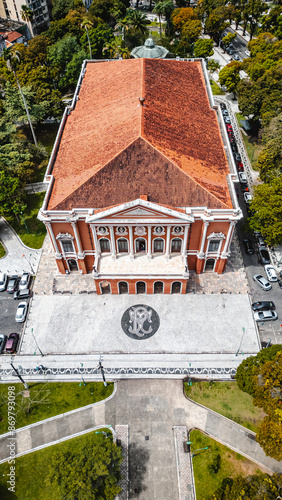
[{"xmin": 39, "ymin": 57, "xmax": 242, "ymax": 295}]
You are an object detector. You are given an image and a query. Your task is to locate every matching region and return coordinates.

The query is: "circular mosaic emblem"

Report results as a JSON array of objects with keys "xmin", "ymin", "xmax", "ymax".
[{"xmin": 121, "ymin": 304, "xmax": 160, "ymax": 340}]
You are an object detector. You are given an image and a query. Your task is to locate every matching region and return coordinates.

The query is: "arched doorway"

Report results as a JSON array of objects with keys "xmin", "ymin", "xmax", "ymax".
[
  {"xmin": 171, "ymin": 238, "xmax": 182, "ymax": 253},
  {"xmin": 153, "ymin": 238, "xmax": 164, "ymax": 253},
  {"xmin": 67, "ymin": 259, "xmax": 78, "ymax": 271},
  {"xmin": 135, "ymin": 238, "xmax": 146, "ymax": 253},
  {"xmin": 154, "ymin": 281, "xmax": 164, "ymax": 294},
  {"xmin": 118, "ymin": 281, "xmax": 128, "ymax": 294},
  {"xmin": 136, "ymin": 281, "xmax": 146, "ymax": 294},
  {"xmin": 100, "ymin": 281, "xmax": 111, "ymax": 294},
  {"xmin": 205, "ymin": 258, "xmax": 215, "ymax": 272},
  {"xmin": 171, "ymin": 281, "xmax": 181, "ymax": 294},
  {"xmin": 117, "ymin": 238, "xmax": 128, "ymax": 253}
]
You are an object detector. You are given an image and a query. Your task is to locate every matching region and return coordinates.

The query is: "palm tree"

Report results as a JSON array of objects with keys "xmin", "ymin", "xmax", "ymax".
[
  {"xmin": 154, "ymin": 1, "xmax": 174, "ymax": 37},
  {"xmin": 20, "ymin": 5, "xmax": 33, "ymax": 23},
  {"xmin": 81, "ymin": 19, "xmax": 93, "ymax": 59},
  {"xmin": 3, "ymin": 48, "xmax": 37, "ymax": 147},
  {"xmin": 153, "ymin": 2, "xmax": 164, "ymax": 36},
  {"xmin": 103, "ymin": 40, "xmax": 131, "ymax": 59},
  {"xmin": 115, "ymin": 17, "xmax": 130, "ymax": 42},
  {"xmin": 126, "ymin": 9, "xmax": 149, "ymax": 38}
]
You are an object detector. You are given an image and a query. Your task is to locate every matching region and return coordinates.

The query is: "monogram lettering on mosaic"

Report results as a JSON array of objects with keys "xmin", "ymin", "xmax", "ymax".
[{"xmin": 121, "ymin": 304, "xmax": 160, "ymax": 340}]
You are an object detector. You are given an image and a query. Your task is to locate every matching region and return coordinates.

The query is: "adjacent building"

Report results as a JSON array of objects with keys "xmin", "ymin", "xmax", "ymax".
[
  {"xmin": 0, "ymin": 0, "xmax": 50, "ymax": 38},
  {"xmin": 39, "ymin": 57, "xmax": 242, "ymax": 295}
]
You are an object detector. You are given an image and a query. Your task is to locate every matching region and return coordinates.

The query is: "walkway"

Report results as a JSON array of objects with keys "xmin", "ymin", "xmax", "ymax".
[
  {"xmin": 0, "ymin": 218, "xmax": 42, "ymax": 275},
  {"xmin": 0, "ymin": 380, "xmax": 281, "ymax": 500}
]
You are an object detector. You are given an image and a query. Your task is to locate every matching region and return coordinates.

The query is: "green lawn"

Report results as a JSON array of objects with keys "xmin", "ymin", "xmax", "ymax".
[
  {"xmin": 184, "ymin": 381, "xmax": 264, "ymax": 432},
  {"xmin": 236, "ymin": 113, "xmax": 263, "ymax": 171},
  {"xmin": 5, "ymin": 192, "xmax": 47, "ymax": 249},
  {"xmin": 190, "ymin": 430, "xmax": 264, "ymax": 500},
  {"xmin": 210, "ymin": 80, "xmax": 225, "ymax": 95},
  {"xmin": 0, "ymin": 429, "xmax": 115, "ymax": 500},
  {"xmin": 0, "ymin": 382, "xmax": 113, "ymax": 435},
  {"xmin": 0, "ymin": 241, "xmax": 6, "ymax": 258}
]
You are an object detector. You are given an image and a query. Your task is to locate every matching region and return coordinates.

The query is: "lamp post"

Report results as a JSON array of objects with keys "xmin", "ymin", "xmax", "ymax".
[
  {"xmin": 98, "ymin": 356, "xmax": 107, "ymax": 387},
  {"xmin": 235, "ymin": 327, "xmax": 245, "ymax": 356},
  {"xmin": 22, "ymin": 253, "xmax": 34, "ymax": 274},
  {"xmin": 265, "ymin": 338, "xmax": 272, "ymax": 348},
  {"xmin": 10, "ymin": 363, "xmax": 29, "ymax": 389},
  {"xmin": 31, "ymin": 328, "xmax": 44, "ymax": 357},
  {"xmin": 191, "ymin": 446, "xmax": 209, "ymax": 458}
]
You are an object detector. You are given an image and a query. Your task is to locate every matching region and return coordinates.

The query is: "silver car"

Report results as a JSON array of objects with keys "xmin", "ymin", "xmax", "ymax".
[
  {"xmin": 19, "ymin": 272, "xmax": 30, "ymax": 290},
  {"xmin": 15, "ymin": 301, "xmax": 28, "ymax": 323},
  {"xmin": 254, "ymin": 310, "xmax": 278, "ymax": 322},
  {"xmin": 253, "ymin": 274, "xmax": 272, "ymax": 291},
  {"xmin": 0, "ymin": 272, "xmax": 7, "ymax": 292}
]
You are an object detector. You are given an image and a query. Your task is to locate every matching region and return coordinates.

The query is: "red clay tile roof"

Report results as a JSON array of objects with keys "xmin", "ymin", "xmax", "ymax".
[
  {"xmin": 47, "ymin": 58, "xmax": 232, "ymax": 211},
  {"xmin": 0, "ymin": 31, "xmax": 22, "ymax": 43}
]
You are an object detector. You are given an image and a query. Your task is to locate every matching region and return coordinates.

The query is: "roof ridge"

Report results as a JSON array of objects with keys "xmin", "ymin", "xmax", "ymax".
[{"xmin": 140, "ymin": 136, "xmax": 230, "ymax": 209}]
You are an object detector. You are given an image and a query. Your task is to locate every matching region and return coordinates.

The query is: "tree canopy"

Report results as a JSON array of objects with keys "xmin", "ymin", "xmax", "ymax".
[{"xmin": 211, "ymin": 473, "xmax": 282, "ymax": 500}]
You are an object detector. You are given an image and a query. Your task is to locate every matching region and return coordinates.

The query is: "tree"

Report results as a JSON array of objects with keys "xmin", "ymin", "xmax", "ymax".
[
  {"xmin": 207, "ymin": 59, "xmax": 220, "ymax": 74},
  {"xmin": 181, "ymin": 19, "xmax": 202, "ymax": 44},
  {"xmin": 218, "ymin": 61, "xmax": 241, "ymax": 96},
  {"xmin": 89, "ymin": 0, "xmax": 115, "ymax": 24},
  {"xmin": 211, "ymin": 473, "xmax": 282, "ymax": 499},
  {"xmin": 256, "ymin": 414, "xmax": 282, "ymax": 461},
  {"xmin": 153, "ymin": 0, "xmax": 175, "ymax": 36},
  {"xmin": 103, "ymin": 39, "xmax": 131, "ymax": 58},
  {"xmin": 172, "ymin": 7, "xmax": 198, "ymax": 31},
  {"xmin": 4, "ymin": 82, "xmax": 49, "ymax": 125},
  {"xmin": 0, "ymin": 171, "xmax": 27, "ymax": 219},
  {"xmin": 126, "ymin": 8, "xmax": 150, "ymax": 37},
  {"xmin": 193, "ymin": 38, "xmax": 214, "ymax": 58},
  {"xmin": 249, "ymin": 178, "xmax": 282, "ymax": 246},
  {"xmin": 81, "ymin": 18, "xmax": 93, "ymax": 58},
  {"xmin": 52, "ymin": 0, "xmax": 84, "ymax": 21},
  {"xmin": 257, "ymin": 114, "xmax": 282, "ymax": 182},
  {"xmin": 20, "ymin": 5, "xmax": 33, "ymax": 23},
  {"xmin": 242, "ymin": 0, "xmax": 266, "ymax": 40},
  {"xmin": 221, "ymin": 32, "xmax": 236, "ymax": 52},
  {"xmin": 45, "ymin": 433, "xmax": 122, "ymax": 499},
  {"xmin": 205, "ymin": 7, "xmax": 229, "ymax": 46},
  {"xmin": 2, "ymin": 48, "xmax": 37, "ymax": 146},
  {"xmin": 80, "ymin": 24, "xmax": 114, "ymax": 59}
]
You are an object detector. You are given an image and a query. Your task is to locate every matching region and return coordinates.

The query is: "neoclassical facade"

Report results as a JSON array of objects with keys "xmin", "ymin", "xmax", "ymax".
[{"xmin": 39, "ymin": 57, "xmax": 242, "ymax": 294}]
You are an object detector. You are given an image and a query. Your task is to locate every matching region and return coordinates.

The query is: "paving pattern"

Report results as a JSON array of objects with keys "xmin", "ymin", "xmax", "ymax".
[
  {"xmin": 115, "ymin": 425, "xmax": 129, "ymax": 500},
  {"xmin": 174, "ymin": 426, "xmax": 195, "ymax": 500}
]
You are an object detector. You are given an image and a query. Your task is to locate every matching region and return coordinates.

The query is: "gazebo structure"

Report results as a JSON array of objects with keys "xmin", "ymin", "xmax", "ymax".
[{"xmin": 131, "ymin": 37, "xmax": 169, "ymax": 59}]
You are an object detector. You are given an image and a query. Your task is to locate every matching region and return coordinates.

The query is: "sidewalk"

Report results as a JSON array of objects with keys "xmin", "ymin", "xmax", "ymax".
[
  {"xmin": 0, "ymin": 380, "xmax": 281, "ymax": 500},
  {"xmin": 0, "ymin": 218, "xmax": 42, "ymax": 275}
]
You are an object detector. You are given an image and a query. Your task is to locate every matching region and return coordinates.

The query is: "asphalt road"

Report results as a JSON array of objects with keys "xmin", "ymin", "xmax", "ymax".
[
  {"xmin": 225, "ymin": 28, "xmax": 249, "ymax": 61},
  {"xmin": 0, "ymin": 292, "xmax": 25, "ymax": 354}
]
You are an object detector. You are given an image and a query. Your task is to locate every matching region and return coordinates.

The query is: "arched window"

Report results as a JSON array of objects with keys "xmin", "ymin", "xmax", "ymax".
[
  {"xmin": 100, "ymin": 281, "xmax": 111, "ymax": 294},
  {"xmin": 117, "ymin": 238, "xmax": 128, "ymax": 253},
  {"xmin": 153, "ymin": 238, "xmax": 164, "ymax": 253},
  {"xmin": 118, "ymin": 281, "xmax": 128, "ymax": 294},
  {"xmin": 135, "ymin": 238, "xmax": 146, "ymax": 253},
  {"xmin": 154, "ymin": 281, "xmax": 164, "ymax": 294},
  {"xmin": 136, "ymin": 281, "xmax": 146, "ymax": 294},
  {"xmin": 205, "ymin": 259, "xmax": 215, "ymax": 271},
  {"xmin": 171, "ymin": 238, "xmax": 182, "ymax": 253},
  {"xmin": 171, "ymin": 281, "xmax": 181, "ymax": 294},
  {"xmin": 100, "ymin": 238, "xmax": 110, "ymax": 253}
]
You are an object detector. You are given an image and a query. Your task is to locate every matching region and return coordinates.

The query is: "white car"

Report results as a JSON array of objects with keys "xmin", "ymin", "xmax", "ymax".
[
  {"xmin": 0, "ymin": 272, "xmax": 7, "ymax": 292},
  {"xmin": 264, "ymin": 264, "xmax": 278, "ymax": 282},
  {"xmin": 244, "ymin": 192, "xmax": 252, "ymax": 204},
  {"xmin": 15, "ymin": 301, "xmax": 28, "ymax": 323},
  {"xmin": 19, "ymin": 272, "xmax": 30, "ymax": 290},
  {"xmin": 253, "ymin": 274, "xmax": 272, "ymax": 291},
  {"xmin": 254, "ymin": 310, "xmax": 278, "ymax": 322},
  {"xmin": 245, "ymin": 50, "xmax": 251, "ymax": 57},
  {"xmin": 239, "ymin": 172, "xmax": 247, "ymax": 184}
]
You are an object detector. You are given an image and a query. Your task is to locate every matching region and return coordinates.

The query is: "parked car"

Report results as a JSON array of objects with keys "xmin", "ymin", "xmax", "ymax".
[
  {"xmin": 15, "ymin": 301, "xmax": 28, "ymax": 323},
  {"xmin": 238, "ymin": 172, "xmax": 247, "ymax": 184},
  {"xmin": 226, "ymin": 124, "xmax": 232, "ymax": 132},
  {"xmin": 235, "ymin": 187, "xmax": 239, "ymax": 199},
  {"xmin": 264, "ymin": 264, "xmax": 278, "ymax": 282},
  {"xmin": 232, "ymin": 54, "xmax": 240, "ymax": 61},
  {"xmin": 254, "ymin": 232, "xmax": 266, "ymax": 248},
  {"xmin": 237, "ymin": 162, "xmax": 244, "ymax": 171},
  {"xmin": 243, "ymin": 238, "xmax": 254, "ymax": 255},
  {"xmin": 244, "ymin": 192, "xmax": 253, "ymax": 204},
  {"xmin": 224, "ymin": 117, "xmax": 231, "ymax": 124},
  {"xmin": 13, "ymin": 288, "xmax": 31, "ymax": 300},
  {"xmin": 222, "ymin": 109, "xmax": 229, "ymax": 116},
  {"xmin": 253, "ymin": 274, "xmax": 272, "ymax": 291},
  {"xmin": 231, "ymin": 143, "xmax": 238, "ymax": 153},
  {"xmin": 5, "ymin": 333, "xmax": 19, "ymax": 354},
  {"xmin": 7, "ymin": 275, "xmax": 19, "ymax": 294},
  {"xmin": 0, "ymin": 334, "xmax": 7, "ymax": 354},
  {"xmin": 253, "ymin": 310, "xmax": 278, "ymax": 322},
  {"xmin": 19, "ymin": 272, "xmax": 31, "ymax": 291},
  {"xmin": 245, "ymin": 50, "xmax": 251, "ymax": 57},
  {"xmin": 0, "ymin": 272, "xmax": 7, "ymax": 292},
  {"xmin": 277, "ymin": 279, "xmax": 282, "ymax": 289},
  {"xmin": 252, "ymin": 301, "xmax": 275, "ymax": 311},
  {"xmin": 279, "ymin": 270, "xmax": 282, "ymax": 279},
  {"xmin": 241, "ymin": 184, "xmax": 250, "ymax": 193},
  {"xmin": 220, "ymin": 102, "xmax": 226, "ymax": 109},
  {"xmin": 234, "ymin": 153, "xmax": 241, "ymax": 162},
  {"xmin": 258, "ymin": 248, "xmax": 271, "ymax": 265}
]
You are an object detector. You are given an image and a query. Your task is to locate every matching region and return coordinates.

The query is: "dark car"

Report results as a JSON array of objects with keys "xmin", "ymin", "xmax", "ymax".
[
  {"xmin": 235, "ymin": 187, "xmax": 239, "ymax": 199},
  {"xmin": 258, "ymin": 247, "xmax": 271, "ymax": 265},
  {"xmin": 13, "ymin": 288, "xmax": 31, "ymax": 300},
  {"xmin": 252, "ymin": 301, "xmax": 275, "ymax": 311},
  {"xmin": 243, "ymin": 238, "xmax": 254, "ymax": 255},
  {"xmin": 234, "ymin": 153, "xmax": 241, "ymax": 162},
  {"xmin": 7, "ymin": 275, "xmax": 19, "ymax": 294},
  {"xmin": 231, "ymin": 143, "xmax": 238, "ymax": 153},
  {"xmin": 277, "ymin": 279, "xmax": 282, "ymax": 289},
  {"xmin": 0, "ymin": 334, "xmax": 7, "ymax": 354},
  {"xmin": 220, "ymin": 102, "xmax": 226, "ymax": 110},
  {"xmin": 5, "ymin": 333, "xmax": 19, "ymax": 354}
]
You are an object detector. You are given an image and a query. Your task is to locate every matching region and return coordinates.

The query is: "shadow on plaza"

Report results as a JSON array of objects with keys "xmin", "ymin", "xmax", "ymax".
[{"xmin": 128, "ymin": 442, "xmax": 149, "ymax": 497}]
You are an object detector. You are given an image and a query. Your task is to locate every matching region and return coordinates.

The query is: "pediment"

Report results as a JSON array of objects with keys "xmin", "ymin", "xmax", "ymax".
[{"xmin": 86, "ymin": 199, "xmax": 194, "ymax": 223}]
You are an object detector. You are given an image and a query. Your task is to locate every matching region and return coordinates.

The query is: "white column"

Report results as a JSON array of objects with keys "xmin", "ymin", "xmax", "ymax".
[
  {"xmin": 198, "ymin": 220, "xmax": 209, "ymax": 258},
  {"xmin": 109, "ymin": 226, "xmax": 116, "ymax": 260},
  {"xmin": 165, "ymin": 226, "xmax": 171, "ymax": 258},
  {"xmin": 46, "ymin": 222, "xmax": 61, "ymax": 258},
  {"xmin": 71, "ymin": 221, "xmax": 83, "ymax": 258},
  {"xmin": 91, "ymin": 225, "xmax": 100, "ymax": 256},
  {"xmin": 129, "ymin": 226, "xmax": 134, "ymax": 259},
  {"xmin": 182, "ymin": 224, "xmax": 190, "ymax": 259},
  {"xmin": 222, "ymin": 221, "xmax": 236, "ymax": 257},
  {"xmin": 147, "ymin": 226, "xmax": 152, "ymax": 259}
]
